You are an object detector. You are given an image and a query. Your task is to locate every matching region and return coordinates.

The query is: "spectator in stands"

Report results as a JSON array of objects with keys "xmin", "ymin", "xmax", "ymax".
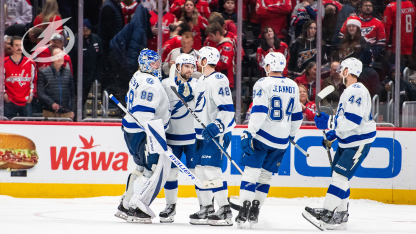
[
  {"xmin": 5, "ymin": 0, "xmax": 32, "ymax": 27},
  {"xmin": 380, "ymin": 64, "xmax": 416, "ymax": 111},
  {"xmin": 121, "ymin": 0, "xmax": 138, "ymax": 25},
  {"xmin": 37, "ymin": 47, "xmax": 75, "ymax": 119},
  {"xmin": 221, "ymin": 0, "xmax": 237, "ymax": 25},
  {"xmin": 256, "ymin": 0, "xmax": 292, "ymax": 41},
  {"xmin": 289, "ymin": 20, "xmax": 327, "ymax": 74},
  {"xmin": 295, "ymin": 62, "xmax": 322, "ymax": 101},
  {"xmin": 338, "ymin": 0, "xmax": 386, "ymax": 58},
  {"xmin": 162, "ymin": 32, "xmax": 199, "ymax": 76},
  {"xmin": 206, "ymin": 22, "xmax": 235, "ymax": 88},
  {"xmin": 359, "ymin": 50, "xmax": 381, "ymax": 98},
  {"xmin": 179, "ymin": 0, "xmax": 208, "ymax": 50},
  {"xmin": 33, "ymin": 0, "xmax": 63, "ymax": 30},
  {"xmin": 161, "ymin": 21, "xmax": 191, "ymax": 61},
  {"xmin": 291, "ymin": 0, "xmax": 325, "ymax": 39},
  {"xmin": 5, "ymin": 25, "xmax": 44, "ymax": 54},
  {"xmin": 383, "ymin": 0, "xmax": 416, "ymax": 70},
  {"xmin": 70, "ymin": 19, "xmax": 103, "ymax": 108},
  {"xmin": 322, "ymin": 0, "xmax": 342, "ymax": 46},
  {"xmin": 171, "ymin": 0, "xmax": 211, "ymax": 20},
  {"xmin": 4, "ymin": 36, "xmax": 36, "ymax": 119},
  {"xmin": 4, "ymin": 36, "xmax": 13, "ymax": 57},
  {"xmin": 332, "ymin": 0, "xmax": 362, "ymax": 47},
  {"xmin": 148, "ymin": 0, "xmax": 178, "ymax": 52},
  {"xmin": 336, "ymin": 19, "xmax": 368, "ymax": 61},
  {"xmin": 204, "ymin": 13, "xmax": 237, "ymax": 48},
  {"xmin": 299, "ymin": 84, "xmax": 316, "ymax": 121},
  {"xmin": 257, "ymin": 26, "xmax": 290, "ymax": 77},
  {"xmin": 322, "ymin": 61, "xmax": 344, "ymax": 107}
]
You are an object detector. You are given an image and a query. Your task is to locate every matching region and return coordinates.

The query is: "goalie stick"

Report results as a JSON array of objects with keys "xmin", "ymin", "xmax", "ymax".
[
  {"xmin": 315, "ymin": 85, "xmax": 335, "ymax": 166},
  {"xmin": 109, "ymin": 94, "xmax": 204, "ymax": 189},
  {"xmin": 168, "ymin": 65, "xmax": 244, "ymax": 175}
]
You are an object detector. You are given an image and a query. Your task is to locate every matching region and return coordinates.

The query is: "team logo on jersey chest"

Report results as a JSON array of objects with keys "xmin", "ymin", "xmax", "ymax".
[
  {"xmin": 146, "ymin": 78, "xmax": 154, "ymax": 84},
  {"xmin": 170, "ymin": 100, "xmax": 189, "ymax": 119},
  {"xmin": 195, "ymin": 91, "xmax": 206, "ymax": 113},
  {"xmin": 215, "ymin": 74, "xmax": 223, "ymax": 79}
]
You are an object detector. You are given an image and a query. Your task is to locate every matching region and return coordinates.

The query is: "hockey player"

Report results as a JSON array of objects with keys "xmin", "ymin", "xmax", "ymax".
[
  {"xmin": 190, "ymin": 46, "xmax": 235, "ymax": 226},
  {"xmin": 303, "ymin": 57, "xmax": 376, "ymax": 230},
  {"xmin": 114, "ymin": 49, "xmax": 171, "ymax": 224},
  {"xmin": 159, "ymin": 54, "xmax": 199, "ymax": 223},
  {"xmin": 235, "ymin": 52, "xmax": 303, "ymax": 228}
]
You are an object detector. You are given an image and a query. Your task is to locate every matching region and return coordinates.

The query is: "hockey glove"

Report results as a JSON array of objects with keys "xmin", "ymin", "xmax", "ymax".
[
  {"xmin": 223, "ymin": 131, "xmax": 232, "ymax": 150},
  {"xmin": 202, "ymin": 119, "xmax": 224, "ymax": 141},
  {"xmin": 314, "ymin": 112, "xmax": 330, "ymax": 130},
  {"xmin": 241, "ymin": 131, "xmax": 254, "ymax": 156},
  {"xmin": 322, "ymin": 130, "xmax": 337, "ymax": 149},
  {"xmin": 178, "ymin": 82, "xmax": 194, "ymax": 102},
  {"xmin": 289, "ymin": 136, "xmax": 295, "ymax": 142}
]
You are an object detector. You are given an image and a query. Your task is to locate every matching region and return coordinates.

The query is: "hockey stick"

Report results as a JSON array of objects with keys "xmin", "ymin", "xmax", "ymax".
[
  {"xmin": 109, "ymin": 94, "xmax": 204, "ymax": 188},
  {"xmin": 315, "ymin": 85, "xmax": 335, "ymax": 166},
  {"xmin": 168, "ymin": 65, "xmax": 244, "ymax": 175}
]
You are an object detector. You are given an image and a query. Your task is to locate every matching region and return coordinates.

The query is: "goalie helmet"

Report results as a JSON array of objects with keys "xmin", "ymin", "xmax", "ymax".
[
  {"xmin": 175, "ymin": 54, "xmax": 196, "ymax": 73},
  {"xmin": 263, "ymin": 52, "xmax": 286, "ymax": 73},
  {"xmin": 138, "ymin": 48, "xmax": 161, "ymax": 79},
  {"xmin": 337, "ymin": 57, "xmax": 362, "ymax": 83},
  {"xmin": 197, "ymin": 46, "xmax": 220, "ymax": 67}
]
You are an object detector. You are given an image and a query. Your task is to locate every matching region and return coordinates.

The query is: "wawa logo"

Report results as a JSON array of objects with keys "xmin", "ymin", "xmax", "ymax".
[{"xmin": 50, "ymin": 135, "xmax": 128, "ymax": 171}]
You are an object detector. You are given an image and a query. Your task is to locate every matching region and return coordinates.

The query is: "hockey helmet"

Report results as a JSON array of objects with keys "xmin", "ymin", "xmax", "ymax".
[
  {"xmin": 263, "ymin": 52, "xmax": 286, "ymax": 73},
  {"xmin": 138, "ymin": 48, "xmax": 161, "ymax": 80},
  {"xmin": 337, "ymin": 57, "xmax": 362, "ymax": 79},
  {"xmin": 175, "ymin": 54, "xmax": 197, "ymax": 73},
  {"xmin": 197, "ymin": 46, "xmax": 220, "ymax": 67}
]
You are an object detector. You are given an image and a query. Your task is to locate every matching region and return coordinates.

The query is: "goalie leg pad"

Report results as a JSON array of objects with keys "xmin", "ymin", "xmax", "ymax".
[{"xmin": 122, "ymin": 167, "xmax": 143, "ymax": 209}]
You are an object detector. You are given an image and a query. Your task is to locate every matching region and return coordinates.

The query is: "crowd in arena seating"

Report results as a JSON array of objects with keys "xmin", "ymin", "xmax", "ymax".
[{"xmin": 2, "ymin": 0, "xmax": 416, "ymax": 122}]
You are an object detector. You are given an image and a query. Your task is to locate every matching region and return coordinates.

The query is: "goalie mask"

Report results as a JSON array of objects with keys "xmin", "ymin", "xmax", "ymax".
[
  {"xmin": 263, "ymin": 52, "xmax": 286, "ymax": 76},
  {"xmin": 175, "ymin": 54, "xmax": 196, "ymax": 78},
  {"xmin": 138, "ymin": 49, "xmax": 161, "ymax": 80},
  {"xmin": 337, "ymin": 58, "xmax": 362, "ymax": 84}
]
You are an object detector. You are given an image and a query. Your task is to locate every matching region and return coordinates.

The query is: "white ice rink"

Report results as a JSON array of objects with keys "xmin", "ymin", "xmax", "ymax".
[{"xmin": 1, "ymin": 195, "xmax": 415, "ymax": 234}]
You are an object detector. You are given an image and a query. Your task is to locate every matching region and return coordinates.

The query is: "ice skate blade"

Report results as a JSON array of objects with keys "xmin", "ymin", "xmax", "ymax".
[
  {"xmin": 208, "ymin": 218, "xmax": 233, "ymax": 226},
  {"xmin": 114, "ymin": 210, "xmax": 128, "ymax": 220},
  {"xmin": 302, "ymin": 211, "xmax": 324, "ymax": 231},
  {"xmin": 325, "ymin": 222, "xmax": 347, "ymax": 230},
  {"xmin": 190, "ymin": 218, "xmax": 209, "ymax": 225},
  {"xmin": 160, "ymin": 216, "xmax": 174, "ymax": 223},
  {"xmin": 127, "ymin": 216, "xmax": 152, "ymax": 224},
  {"xmin": 236, "ymin": 220, "xmax": 245, "ymax": 229},
  {"xmin": 249, "ymin": 220, "xmax": 258, "ymax": 229}
]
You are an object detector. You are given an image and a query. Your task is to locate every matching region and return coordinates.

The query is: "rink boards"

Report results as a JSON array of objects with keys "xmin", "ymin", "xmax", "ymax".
[{"xmin": 0, "ymin": 121, "xmax": 415, "ymax": 205}]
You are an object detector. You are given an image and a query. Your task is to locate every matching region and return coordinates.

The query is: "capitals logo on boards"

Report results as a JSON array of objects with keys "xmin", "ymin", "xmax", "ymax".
[{"xmin": 50, "ymin": 135, "xmax": 129, "ymax": 171}]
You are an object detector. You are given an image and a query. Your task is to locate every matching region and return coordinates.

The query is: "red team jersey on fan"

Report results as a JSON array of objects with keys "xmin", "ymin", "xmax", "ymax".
[
  {"xmin": 339, "ymin": 15, "xmax": 386, "ymax": 45},
  {"xmin": 322, "ymin": 0, "xmax": 342, "ymax": 11},
  {"xmin": 190, "ymin": 16, "xmax": 208, "ymax": 50},
  {"xmin": 148, "ymin": 11, "xmax": 177, "ymax": 52},
  {"xmin": 162, "ymin": 35, "xmax": 182, "ymax": 61},
  {"xmin": 256, "ymin": 0, "xmax": 292, "ymax": 39},
  {"xmin": 170, "ymin": 0, "xmax": 211, "ymax": 20},
  {"xmin": 256, "ymin": 42, "xmax": 290, "ymax": 77},
  {"xmin": 120, "ymin": 2, "xmax": 138, "ymax": 24},
  {"xmin": 215, "ymin": 39, "xmax": 235, "ymax": 88},
  {"xmin": 4, "ymin": 56, "xmax": 36, "ymax": 106},
  {"xmin": 383, "ymin": 0, "xmax": 416, "ymax": 54}
]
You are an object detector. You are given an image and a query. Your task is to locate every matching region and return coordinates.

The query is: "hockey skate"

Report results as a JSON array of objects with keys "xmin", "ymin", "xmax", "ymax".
[
  {"xmin": 114, "ymin": 202, "xmax": 129, "ymax": 220},
  {"xmin": 126, "ymin": 207, "xmax": 152, "ymax": 224},
  {"xmin": 208, "ymin": 205, "xmax": 233, "ymax": 226},
  {"xmin": 248, "ymin": 200, "xmax": 260, "ymax": 228},
  {"xmin": 235, "ymin": 200, "xmax": 251, "ymax": 228},
  {"xmin": 303, "ymin": 207, "xmax": 348, "ymax": 231},
  {"xmin": 159, "ymin": 204, "xmax": 176, "ymax": 223},
  {"xmin": 190, "ymin": 205, "xmax": 215, "ymax": 225}
]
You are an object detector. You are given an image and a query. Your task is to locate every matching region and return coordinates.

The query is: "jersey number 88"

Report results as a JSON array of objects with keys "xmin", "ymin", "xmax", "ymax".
[{"xmin": 269, "ymin": 96, "xmax": 295, "ymax": 122}]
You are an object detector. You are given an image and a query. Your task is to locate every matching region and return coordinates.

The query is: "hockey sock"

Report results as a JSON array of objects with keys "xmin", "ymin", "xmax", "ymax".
[
  {"xmin": 337, "ymin": 188, "xmax": 350, "ymax": 212},
  {"xmin": 213, "ymin": 181, "xmax": 229, "ymax": 207},
  {"xmin": 239, "ymin": 166, "xmax": 261, "ymax": 206},
  {"xmin": 164, "ymin": 168, "xmax": 180, "ymax": 204},
  {"xmin": 191, "ymin": 168, "xmax": 203, "ymax": 205},
  {"xmin": 323, "ymin": 172, "xmax": 349, "ymax": 211},
  {"xmin": 195, "ymin": 165, "xmax": 214, "ymax": 206},
  {"xmin": 254, "ymin": 168, "xmax": 272, "ymax": 208}
]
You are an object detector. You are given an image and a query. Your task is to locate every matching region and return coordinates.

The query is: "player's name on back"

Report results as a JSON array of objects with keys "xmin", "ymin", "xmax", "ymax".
[{"xmin": 273, "ymin": 85, "xmax": 295, "ymax": 94}]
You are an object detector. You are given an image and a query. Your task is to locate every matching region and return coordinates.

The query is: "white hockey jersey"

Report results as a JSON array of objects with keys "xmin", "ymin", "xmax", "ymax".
[
  {"xmin": 6, "ymin": 0, "xmax": 32, "ymax": 26},
  {"xmin": 162, "ymin": 77, "xmax": 198, "ymax": 145},
  {"xmin": 247, "ymin": 76, "xmax": 303, "ymax": 149},
  {"xmin": 193, "ymin": 71, "xmax": 236, "ymax": 139},
  {"xmin": 123, "ymin": 71, "xmax": 170, "ymax": 134},
  {"xmin": 334, "ymin": 82, "xmax": 376, "ymax": 148}
]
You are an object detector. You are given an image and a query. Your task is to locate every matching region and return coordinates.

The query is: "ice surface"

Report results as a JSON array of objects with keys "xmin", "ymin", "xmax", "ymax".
[{"xmin": 1, "ymin": 196, "xmax": 415, "ymax": 234}]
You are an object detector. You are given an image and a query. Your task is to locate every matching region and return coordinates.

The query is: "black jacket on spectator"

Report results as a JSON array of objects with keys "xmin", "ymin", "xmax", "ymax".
[
  {"xmin": 110, "ymin": 4, "xmax": 151, "ymax": 75},
  {"xmin": 335, "ymin": 37, "xmax": 368, "ymax": 61},
  {"xmin": 5, "ymin": 23, "xmax": 37, "ymax": 53},
  {"xmin": 359, "ymin": 65, "xmax": 381, "ymax": 98},
  {"xmin": 37, "ymin": 65, "xmax": 76, "ymax": 113},
  {"xmin": 288, "ymin": 37, "xmax": 328, "ymax": 73},
  {"xmin": 380, "ymin": 77, "xmax": 416, "ymax": 111},
  {"xmin": 331, "ymin": 4, "xmax": 356, "ymax": 47},
  {"xmin": 98, "ymin": 0, "xmax": 124, "ymax": 53}
]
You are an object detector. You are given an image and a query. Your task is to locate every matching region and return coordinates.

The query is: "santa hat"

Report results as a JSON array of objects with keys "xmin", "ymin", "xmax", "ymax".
[{"xmin": 347, "ymin": 19, "xmax": 361, "ymax": 28}]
